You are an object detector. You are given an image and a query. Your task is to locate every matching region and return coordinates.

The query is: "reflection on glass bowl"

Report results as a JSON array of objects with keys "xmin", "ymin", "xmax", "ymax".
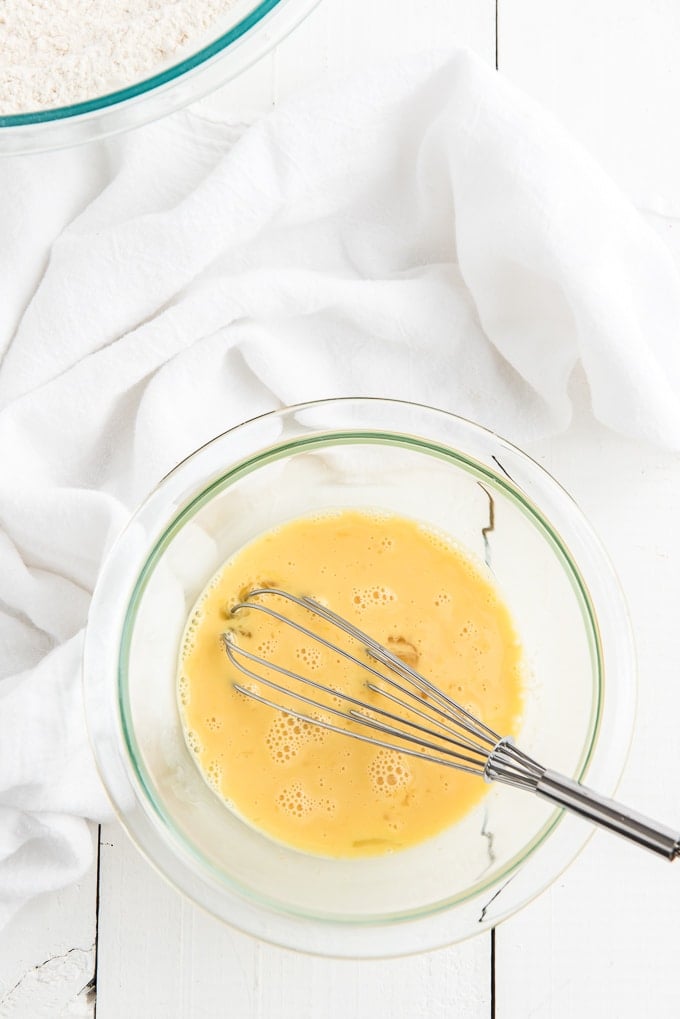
[{"xmin": 83, "ymin": 398, "xmax": 636, "ymax": 957}]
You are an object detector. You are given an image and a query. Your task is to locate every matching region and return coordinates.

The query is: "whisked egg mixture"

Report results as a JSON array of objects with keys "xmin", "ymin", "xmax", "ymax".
[{"xmin": 177, "ymin": 510, "xmax": 524, "ymax": 857}]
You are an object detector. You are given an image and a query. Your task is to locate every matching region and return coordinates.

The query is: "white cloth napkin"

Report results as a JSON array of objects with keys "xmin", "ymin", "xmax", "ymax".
[{"xmin": 1, "ymin": 48, "xmax": 680, "ymax": 927}]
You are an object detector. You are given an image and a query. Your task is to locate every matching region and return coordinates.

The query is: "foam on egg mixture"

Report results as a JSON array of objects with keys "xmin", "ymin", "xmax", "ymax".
[{"xmin": 178, "ymin": 510, "xmax": 524, "ymax": 858}]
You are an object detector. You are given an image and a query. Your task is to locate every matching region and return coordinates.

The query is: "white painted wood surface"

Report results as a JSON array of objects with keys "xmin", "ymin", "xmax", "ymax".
[
  {"xmin": 498, "ymin": 405, "xmax": 680, "ymax": 1017},
  {"xmin": 0, "ymin": 828, "xmax": 97, "ymax": 1016},
  {"xmin": 500, "ymin": 0, "xmax": 680, "ymax": 210},
  {"xmin": 3, "ymin": 0, "xmax": 680, "ymax": 1015}
]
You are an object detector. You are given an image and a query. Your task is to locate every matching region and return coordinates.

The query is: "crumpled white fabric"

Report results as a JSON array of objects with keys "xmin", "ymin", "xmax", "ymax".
[{"xmin": 1, "ymin": 47, "xmax": 680, "ymax": 927}]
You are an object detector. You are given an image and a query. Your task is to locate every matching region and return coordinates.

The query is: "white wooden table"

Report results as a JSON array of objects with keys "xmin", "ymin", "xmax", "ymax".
[{"xmin": 2, "ymin": 1, "xmax": 680, "ymax": 1015}]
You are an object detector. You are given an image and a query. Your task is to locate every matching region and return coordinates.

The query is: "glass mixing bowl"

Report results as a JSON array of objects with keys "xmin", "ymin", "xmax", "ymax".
[
  {"xmin": 0, "ymin": 0, "xmax": 319, "ymax": 155},
  {"xmin": 84, "ymin": 398, "xmax": 636, "ymax": 957}
]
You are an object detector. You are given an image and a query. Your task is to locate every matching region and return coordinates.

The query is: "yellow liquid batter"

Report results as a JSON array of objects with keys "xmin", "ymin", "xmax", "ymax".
[{"xmin": 178, "ymin": 510, "xmax": 524, "ymax": 858}]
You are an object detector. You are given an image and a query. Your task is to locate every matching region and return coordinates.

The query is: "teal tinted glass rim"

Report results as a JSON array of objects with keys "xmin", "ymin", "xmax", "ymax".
[
  {"xmin": 0, "ymin": 0, "xmax": 282, "ymax": 127},
  {"xmin": 118, "ymin": 429, "xmax": 603, "ymax": 926}
]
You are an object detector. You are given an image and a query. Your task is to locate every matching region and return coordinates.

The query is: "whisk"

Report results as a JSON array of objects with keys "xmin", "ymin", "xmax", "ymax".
[{"xmin": 222, "ymin": 588, "xmax": 679, "ymax": 861}]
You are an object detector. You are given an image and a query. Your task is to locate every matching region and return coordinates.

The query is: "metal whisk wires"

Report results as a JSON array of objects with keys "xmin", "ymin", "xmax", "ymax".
[
  {"xmin": 221, "ymin": 587, "xmax": 680, "ymax": 861},
  {"xmin": 222, "ymin": 587, "xmax": 543, "ymax": 789}
]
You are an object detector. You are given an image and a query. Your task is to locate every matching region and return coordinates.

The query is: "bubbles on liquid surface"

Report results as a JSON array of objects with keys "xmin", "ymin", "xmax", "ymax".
[
  {"xmin": 368, "ymin": 533, "xmax": 396, "ymax": 554},
  {"xmin": 266, "ymin": 712, "xmax": 327, "ymax": 764},
  {"xmin": 185, "ymin": 730, "xmax": 202, "ymax": 756},
  {"xmin": 204, "ymin": 759, "xmax": 223, "ymax": 790},
  {"xmin": 180, "ymin": 606, "xmax": 207, "ymax": 659},
  {"xmin": 256, "ymin": 637, "xmax": 279, "ymax": 657},
  {"xmin": 276, "ymin": 781, "xmax": 337, "ymax": 819},
  {"xmin": 368, "ymin": 749, "xmax": 411, "ymax": 797},
  {"xmin": 352, "ymin": 585, "xmax": 396, "ymax": 611},
  {"xmin": 294, "ymin": 645, "xmax": 323, "ymax": 671}
]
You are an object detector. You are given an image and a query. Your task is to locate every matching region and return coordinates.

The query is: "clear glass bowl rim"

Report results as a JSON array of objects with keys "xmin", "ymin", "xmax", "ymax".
[
  {"xmin": 1, "ymin": 0, "xmax": 290, "ymax": 127},
  {"xmin": 83, "ymin": 397, "xmax": 637, "ymax": 957}
]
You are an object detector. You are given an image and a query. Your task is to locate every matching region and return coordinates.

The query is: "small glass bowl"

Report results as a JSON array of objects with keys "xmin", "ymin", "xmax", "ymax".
[
  {"xmin": 83, "ymin": 398, "xmax": 636, "ymax": 957},
  {"xmin": 0, "ymin": 0, "xmax": 320, "ymax": 154}
]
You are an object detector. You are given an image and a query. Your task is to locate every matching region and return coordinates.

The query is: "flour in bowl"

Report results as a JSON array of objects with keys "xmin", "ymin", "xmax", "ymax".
[{"xmin": 0, "ymin": 0, "xmax": 238, "ymax": 115}]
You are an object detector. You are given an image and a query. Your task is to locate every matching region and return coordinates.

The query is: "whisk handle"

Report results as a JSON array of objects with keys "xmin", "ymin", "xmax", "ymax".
[{"xmin": 536, "ymin": 770, "xmax": 680, "ymax": 861}]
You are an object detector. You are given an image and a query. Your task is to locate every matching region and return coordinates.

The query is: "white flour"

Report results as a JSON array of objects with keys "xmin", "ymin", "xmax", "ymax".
[{"xmin": 0, "ymin": 0, "xmax": 237, "ymax": 115}]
